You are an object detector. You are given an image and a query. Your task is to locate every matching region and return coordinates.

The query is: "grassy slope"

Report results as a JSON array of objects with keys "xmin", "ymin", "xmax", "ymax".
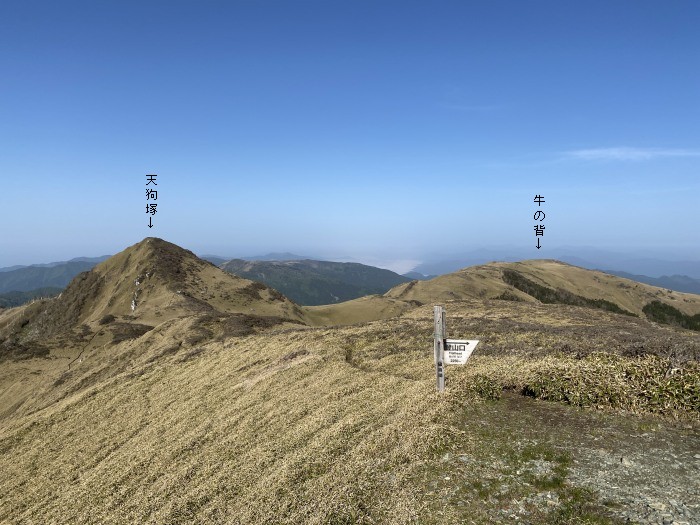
[
  {"xmin": 63, "ymin": 237, "xmax": 307, "ymax": 327},
  {"xmin": 305, "ymin": 295, "xmax": 418, "ymax": 326},
  {"xmin": 385, "ymin": 260, "xmax": 700, "ymax": 317},
  {"xmin": 318, "ymin": 258, "xmax": 700, "ymax": 333},
  {"xmin": 387, "ymin": 264, "xmax": 525, "ymax": 303},
  {"xmin": 0, "ymin": 238, "xmax": 308, "ymax": 358},
  {"xmin": 0, "ymin": 238, "xmax": 310, "ymax": 420},
  {"xmin": 3, "ymin": 254, "xmax": 699, "ymax": 419},
  {"xmin": 1, "ymin": 250, "xmax": 700, "ymax": 522},
  {"xmin": 0, "ymin": 323, "xmax": 446, "ymax": 524},
  {"xmin": 0, "ymin": 300, "xmax": 698, "ymax": 524},
  {"xmin": 503, "ymin": 260, "xmax": 700, "ymax": 316}
]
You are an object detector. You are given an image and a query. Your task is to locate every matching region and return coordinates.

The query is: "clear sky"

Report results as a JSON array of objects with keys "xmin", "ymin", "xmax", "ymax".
[{"xmin": 1, "ymin": 1, "xmax": 699, "ymax": 271}]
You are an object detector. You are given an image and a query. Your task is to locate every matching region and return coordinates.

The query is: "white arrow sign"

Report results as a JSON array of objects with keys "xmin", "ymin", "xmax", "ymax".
[{"xmin": 444, "ymin": 339, "xmax": 479, "ymax": 365}]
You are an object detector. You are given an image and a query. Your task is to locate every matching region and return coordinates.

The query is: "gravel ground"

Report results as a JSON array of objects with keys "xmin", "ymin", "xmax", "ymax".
[
  {"xmin": 426, "ymin": 391, "xmax": 699, "ymax": 524},
  {"xmin": 565, "ymin": 413, "xmax": 699, "ymax": 524}
]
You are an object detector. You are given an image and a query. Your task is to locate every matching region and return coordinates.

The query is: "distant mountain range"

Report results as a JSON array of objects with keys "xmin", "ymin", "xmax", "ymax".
[
  {"xmin": 219, "ymin": 259, "xmax": 411, "ymax": 306},
  {"xmin": 0, "ymin": 252, "xmax": 415, "ymax": 308},
  {"xmin": 201, "ymin": 253, "xmax": 314, "ymax": 267},
  {"xmin": 403, "ymin": 271, "xmax": 438, "ymax": 281},
  {"xmin": 0, "ymin": 287, "xmax": 62, "ymax": 308},
  {"xmin": 242, "ymin": 252, "xmax": 313, "ymax": 262},
  {"xmin": 2, "ymin": 249, "xmax": 699, "ymax": 310},
  {"xmin": 561, "ymin": 256, "xmax": 700, "ymax": 281},
  {"xmin": 0, "ymin": 256, "xmax": 110, "ymax": 273},
  {"xmin": 603, "ymin": 271, "xmax": 700, "ymax": 295},
  {"xmin": 0, "ymin": 259, "xmax": 109, "ymax": 294}
]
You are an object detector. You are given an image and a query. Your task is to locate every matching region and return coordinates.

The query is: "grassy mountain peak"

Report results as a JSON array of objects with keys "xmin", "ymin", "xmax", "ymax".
[
  {"xmin": 0, "ymin": 238, "xmax": 307, "ymax": 362},
  {"xmin": 386, "ymin": 259, "xmax": 700, "ymax": 317}
]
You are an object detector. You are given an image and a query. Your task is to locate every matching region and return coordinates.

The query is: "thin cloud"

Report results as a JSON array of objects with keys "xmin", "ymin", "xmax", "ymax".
[{"xmin": 564, "ymin": 147, "xmax": 700, "ymax": 161}]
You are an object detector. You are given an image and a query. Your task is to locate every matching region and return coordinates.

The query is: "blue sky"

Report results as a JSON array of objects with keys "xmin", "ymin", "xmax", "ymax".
[{"xmin": 1, "ymin": 1, "xmax": 698, "ymax": 271}]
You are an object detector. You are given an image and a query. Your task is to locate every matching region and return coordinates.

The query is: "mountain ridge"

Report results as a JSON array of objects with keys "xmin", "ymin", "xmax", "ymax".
[
  {"xmin": 0, "ymin": 255, "xmax": 110, "ymax": 273},
  {"xmin": 412, "ymin": 251, "xmax": 700, "ymax": 280},
  {"xmin": 0, "ymin": 261, "xmax": 102, "ymax": 293},
  {"xmin": 1, "ymin": 238, "xmax": 699, "ymax": 523},
  {"xmin": 384, "ymin": 259, "xmax": 700, "ymax": 317},
  {"xmin": 604, "ymin": 270, "xmax": 700, "ymax": 295},
  {"xmin": 220, "ymin": 258, "xmax": 411, "ymax": 306},
  {"xmin": 3, "ymin": 240, "xmax": 699, "ymax": 422},
  {"xmin": 0, "ymin": 238, "xmax": 308, "ymax": 362}
]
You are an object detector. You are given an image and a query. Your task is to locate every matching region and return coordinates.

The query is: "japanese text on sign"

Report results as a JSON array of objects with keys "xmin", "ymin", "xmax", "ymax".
[{"xmin": 146, "ymin": 174, "xmax": 158, "ymax": 228}]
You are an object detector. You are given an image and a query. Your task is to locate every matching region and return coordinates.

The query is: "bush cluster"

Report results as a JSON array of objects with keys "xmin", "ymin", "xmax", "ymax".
[
  {"xmin": 502, "ymin": 269, "xmax": 635, "ymax": 316},
  {"xmin": 643, "ymin": 300, "xmax": 700, "ymax": 331},
  {"xmin": 521, "ymin": 353, "xmax": 699, "ymax": 414}
]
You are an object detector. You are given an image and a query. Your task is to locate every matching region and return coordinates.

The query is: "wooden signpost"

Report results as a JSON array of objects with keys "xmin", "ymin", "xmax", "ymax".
[
  {"xmin": 434, "ymin": 305, "xmax": 446, "ymax": 392},
  {"xmin": 434, "ymin": 305, "xmax": 479, "ymax": 392}
]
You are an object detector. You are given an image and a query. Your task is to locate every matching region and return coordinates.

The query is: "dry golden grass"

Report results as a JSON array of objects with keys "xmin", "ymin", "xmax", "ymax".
[
  {"xmin": 77, "ymin": 237, "xmax": 307, "ymax": 326},
  {"xmin": 305, "ymin": 295, "xmax": 416, "ymax": 326},
  {"xmin": 0, "ymin": 299, "xmax": 697, "ymax": 523},
  {"xmin": 0, "ymin": 238, "xmax": 307, "ymax": 357},
  {"xmin": 0, "ymin": 239, "xmax": 312, "ymax": 417},
  {"xmin": 2, "ymin": 243, "xmax": 700, "ymax": 523},
  {"xmin": 385, "ymin": 260, "xmax": 700, "ymax": 317},
  {"xmin": 0, "ymin": 324, "xmax": 451, "ymax": 524},
  {"xmin": 387, "ymin": 264, "xmax": 527, "ymax": 303}
]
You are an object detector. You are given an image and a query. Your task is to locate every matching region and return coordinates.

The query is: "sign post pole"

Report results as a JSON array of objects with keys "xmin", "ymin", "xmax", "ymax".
[
  {"xmin": 433, "ymin": 306, "xmax": 479, "ymax": 391},
  {"xmin": 434, "ymin": 305, "xmax": 446, "ymax": 392}
]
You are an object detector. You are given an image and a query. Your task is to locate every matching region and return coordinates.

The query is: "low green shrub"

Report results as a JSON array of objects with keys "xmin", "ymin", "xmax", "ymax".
[
  {"xmin": 522, "ymin": 353, "xmax": 699, "ymax": 414},
  {"xmin": 502, "ymin": 270, "xmax": 635, "ymax": 316},
  {"xmin": 643, "ymin": 300, "xmax": 700, "ymax": 331}
]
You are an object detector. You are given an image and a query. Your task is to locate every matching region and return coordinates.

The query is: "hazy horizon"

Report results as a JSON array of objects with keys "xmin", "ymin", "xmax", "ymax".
[
  {"xmin": 2, "ymin": 1, "xmax": 698, "ymax": 270},
  {"xmin": 2, "ymin": 237, "xmax": 699, "ymax": 277}
]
